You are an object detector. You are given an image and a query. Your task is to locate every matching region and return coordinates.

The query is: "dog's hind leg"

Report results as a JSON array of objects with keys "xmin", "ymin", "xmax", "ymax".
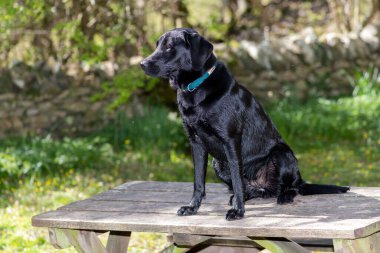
[
  {"xmin": 245, "ymin": 184, "xmax": 276, "ymax": 200},
  {"xmin": 212, "ymin": 159, "xmax": 232, "ymax": 189},
  {"xmin": 271, "ymin": 144, "xmax": 303, "ymax": 204},
  {"xmin": 214, "ymin": 158, "xmax": 276, "ymax": 205},
  {"xmin": 212, "ymin": 159, "xmax": 237, "ymax": 205}
]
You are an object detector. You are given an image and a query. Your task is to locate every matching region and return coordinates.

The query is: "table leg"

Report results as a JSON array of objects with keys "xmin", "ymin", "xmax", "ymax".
[
  {"xmin": 63, "ymin": 229, "xmax": 107, "ymax": 253},
  {"xmin": 48, "ymin": 228, "xmax": 131, "ymax": 253},
  {"xmin": 249, "ymin": 237, "xmax": 310, "ymax": 253},
  {"xmin": 160, "ymin": 244, "xmax": 188, "ymax": 253},
  {"xmin": 106, "ymin": 231, "xmax": 131, "ymax": 253},
  {"xmin": 49, "ymin": 228, "xmax": 71, "ymax": 249},
  {"xmin": 333, "ymin": 231, "xmax": 380, "ymax": 253}
]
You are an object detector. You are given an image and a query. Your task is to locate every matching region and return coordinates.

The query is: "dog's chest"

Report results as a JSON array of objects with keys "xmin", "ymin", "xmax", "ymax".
[
  {"xmin": 181, "ymin": 111, "xmax": 211, "ymax": 135},
  {"xmin": 181, "ymin": 111, "xmax": 225, "ymax": 159}
]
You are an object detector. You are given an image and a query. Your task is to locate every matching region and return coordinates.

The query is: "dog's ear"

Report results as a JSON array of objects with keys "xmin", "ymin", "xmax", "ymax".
[{"xmin": 185, "ymin": 32, "xmax": 213, "ymax": 71}]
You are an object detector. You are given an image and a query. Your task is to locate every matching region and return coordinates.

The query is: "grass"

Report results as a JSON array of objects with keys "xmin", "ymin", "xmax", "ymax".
[
  {"xmin": 0, "ymin": 106, "xmax": 194, "ymax": 253},
  {"xmin": 0, "ymin": 92, "xmax": 379, "ymax": 252},
  {"xmin": 0, "ymin": 174, "xmax": 168, "ymax": 253},
  {"xmin": 269, "ymin": 95, "xmax": 380, "ymax": 186}
]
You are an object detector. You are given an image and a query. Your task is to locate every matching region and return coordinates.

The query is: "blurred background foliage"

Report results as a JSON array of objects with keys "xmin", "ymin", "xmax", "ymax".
[{"xmin": 1, "ymin": 0, "xmax": 380, "ymax": 252}]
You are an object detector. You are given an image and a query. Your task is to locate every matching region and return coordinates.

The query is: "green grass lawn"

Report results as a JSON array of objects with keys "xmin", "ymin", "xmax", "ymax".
[{"xmin": 1, "ymin": 95, "xmax": 379, "ymax": 252}]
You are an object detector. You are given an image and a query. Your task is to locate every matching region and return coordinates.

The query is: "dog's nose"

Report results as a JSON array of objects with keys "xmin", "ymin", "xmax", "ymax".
[{"xmin": 140, "ymin": 60, "xmax": 148, "ymax": 70}]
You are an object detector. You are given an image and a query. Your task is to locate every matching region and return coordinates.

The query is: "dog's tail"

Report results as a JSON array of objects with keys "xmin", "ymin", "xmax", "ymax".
[{"xmin": 298, "ymin": 183, "xmax": 350, "ymax": 196}]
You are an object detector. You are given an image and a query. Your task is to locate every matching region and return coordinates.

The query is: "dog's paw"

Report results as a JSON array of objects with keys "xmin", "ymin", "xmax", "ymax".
[
  {"xmin": 225, "ymin": 208, "xmax": 244, "ymax": 221},
  {"xmin": 277, "ymin": 190, "xmax": 297, "ymax": 205},
  {"xmin": 177, "ymin": 206, "xmax": 198, "ymax": 216}
]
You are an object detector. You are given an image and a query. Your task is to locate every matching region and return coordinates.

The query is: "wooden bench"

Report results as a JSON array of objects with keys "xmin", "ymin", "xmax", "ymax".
[{"xmin": 32, "ymin": 181, "xmax": 380, "ymax": 253}]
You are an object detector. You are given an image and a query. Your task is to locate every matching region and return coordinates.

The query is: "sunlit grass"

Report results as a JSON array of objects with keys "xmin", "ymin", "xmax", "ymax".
[
  {"xmin": 0, "ymin": 173, "xmax": 169, "ymax": 253},
  {"xmin": 298, "ymin": 143, "xmax": 380, "ymax": 186}
]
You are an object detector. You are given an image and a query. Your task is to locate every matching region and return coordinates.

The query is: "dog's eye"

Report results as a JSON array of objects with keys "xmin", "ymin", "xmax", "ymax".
[{"xmin": 166, "ymin": 44, "xmax": 174, "ymax": 52}]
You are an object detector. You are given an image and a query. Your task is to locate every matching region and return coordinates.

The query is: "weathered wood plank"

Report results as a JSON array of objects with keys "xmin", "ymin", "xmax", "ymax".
[
  {"xmin": 106, "ymin": 231, "xmax": 131, "ymax": 253},
  {"xmin": 293, "ymin": 238, "xmax": 334, "ymax": 252},
  {"xmin": 251, "ymin": 237, "xmax": 310, "ymax": 253},
  {"xmin": 345, "ymin": 187, "xmax": 380, "ymax": 197},
  {"xmin": 89, "ymin": 189, "xmax": 380, "ymax": 210},
  {"xmin": 113, "ymin": 181, "xmax": 229, "ymax": 193},
  {"xmin": 63, "ymin": 229, "xmax": 107, "ymax": 253},
  {"xmin": 49, "ymin": 228, "xmax": 71, "ymax": 249},
  {"xmin": 70, "ymin": 191, "xmax": 380, "ymax": 206},
  {"xmin": 91, "ymin": 190, "xmax": 228, "ymax": 204},
  {"xmin": 57, "ymin": 198, "xmax": 380, "ymax": 221},
  {"xmin": 333, "ymin": 231, "xmax": 380, "ymax": 253},
  {"xmin": 171, "ymin": 234, "xmax": 212, "ymax": 247},
  {"xmin": 32, "ymin": 210, "xmax": 380, "ymax": 239},
  {"xmin": 103, "ymin": 188, "xmax": 378, "ymax": 201},
  {"xmin": 113, "ymin": 182, "xmax": 380, "ymax": 198},
  {"xmin": 172, "ymin": 234, "xmax": 259, "ymax": 248},
  {"xmin": 159, "ymin": 244, "xmax": 188, "ymax": 253},
  {"xmin": 171, "ymin": 234, "xmax": 334, "ymax": 251},
  {"xmin": 31, "ymin": 182, "xmax": 380, "ymax": 243}
]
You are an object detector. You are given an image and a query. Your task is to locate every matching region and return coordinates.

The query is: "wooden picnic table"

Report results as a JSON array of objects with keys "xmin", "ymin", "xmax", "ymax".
[{"xmin": 32, "ymin": 181, "xmax": 380, "ymax": 253}]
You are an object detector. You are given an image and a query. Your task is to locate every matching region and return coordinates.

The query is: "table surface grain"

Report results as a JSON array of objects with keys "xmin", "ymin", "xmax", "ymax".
[{"xmin": 32, "ymin": 181, "xmax": 380, "ymax": 239}]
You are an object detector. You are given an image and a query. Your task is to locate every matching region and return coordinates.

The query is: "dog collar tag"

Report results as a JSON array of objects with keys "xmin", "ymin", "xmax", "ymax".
[{"xmin": 184, "ymin": 65, "xmax": 216, "ymax": 92}]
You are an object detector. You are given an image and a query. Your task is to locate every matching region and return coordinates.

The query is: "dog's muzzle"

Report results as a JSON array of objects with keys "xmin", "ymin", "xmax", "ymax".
[{"xmin": 140, "ymin": 59, "xmax": 161, "ymax": 77}]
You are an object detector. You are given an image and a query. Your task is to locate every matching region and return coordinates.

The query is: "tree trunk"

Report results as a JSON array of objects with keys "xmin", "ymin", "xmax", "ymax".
[{"xmin": 363, "ymin": 0, "xmax": 380, "ymax": 28}]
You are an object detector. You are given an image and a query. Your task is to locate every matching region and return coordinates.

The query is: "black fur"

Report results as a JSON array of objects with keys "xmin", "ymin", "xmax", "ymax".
[{"xmin": 141, "ymin": 28, "xmax": 349, "ymax": 221}]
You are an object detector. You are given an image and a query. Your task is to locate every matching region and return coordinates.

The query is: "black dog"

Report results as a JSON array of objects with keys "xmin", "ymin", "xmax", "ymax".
[{"xmin": 140, "ymin": 28, "xmax": 349, "ymax": 220}]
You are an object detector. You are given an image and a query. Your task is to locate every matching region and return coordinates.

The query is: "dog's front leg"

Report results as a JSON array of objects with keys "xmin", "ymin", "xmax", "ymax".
[
  {"xmin": 224, "ymin": 140, "xmax": 245, "ymax": 220},
  {"xmin": 177, "ymin": 142, "xmax": 208, "ymax": 216}
]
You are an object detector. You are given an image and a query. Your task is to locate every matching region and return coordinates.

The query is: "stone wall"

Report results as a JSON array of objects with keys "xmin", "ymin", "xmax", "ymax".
[
  {"xmin": 216, "ymin": 25, "xmax": 380, "ymax": 101},
  {"xmin": 0, "ymin": 86, "xmax": 115, "ymax": 139},
  {"xmin": 1, "ymin": 24, "xmax": 380, "ymax": 138}
]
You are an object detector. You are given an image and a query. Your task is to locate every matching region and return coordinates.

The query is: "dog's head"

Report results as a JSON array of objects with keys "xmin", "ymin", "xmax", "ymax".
[{"xmin": 140, "ymin": 28, "xmax": 213, "ymax": 89}]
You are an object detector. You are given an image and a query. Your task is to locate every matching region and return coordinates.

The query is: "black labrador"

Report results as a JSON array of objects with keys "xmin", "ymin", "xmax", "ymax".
[{"xmin": 140, "ymin": 28, "xmax": 349, "ymax": 220}]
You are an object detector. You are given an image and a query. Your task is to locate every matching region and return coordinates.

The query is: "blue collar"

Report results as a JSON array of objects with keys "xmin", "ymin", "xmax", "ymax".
[{"xmin": 183, "ymin": 65, "xmax": 216, "ymax": 92}]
